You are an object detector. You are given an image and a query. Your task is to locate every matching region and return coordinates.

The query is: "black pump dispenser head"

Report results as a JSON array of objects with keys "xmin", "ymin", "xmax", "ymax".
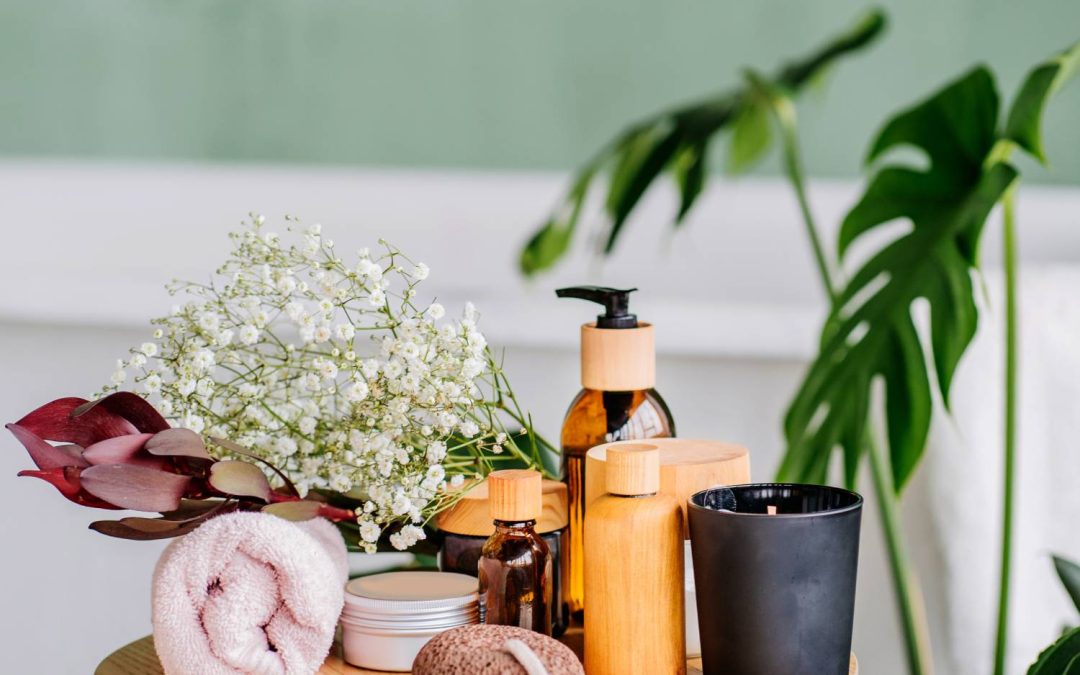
[{"xmin": 556, "ymin": 286, "xmax": 639, "ymax": 329}]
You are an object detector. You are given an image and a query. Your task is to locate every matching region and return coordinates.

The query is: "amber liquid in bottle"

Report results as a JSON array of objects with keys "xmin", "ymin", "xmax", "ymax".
[
  {"xmin": 477, "ymin": 519, "xmax": 554, "ymax": 635},
  {"xmin": 561, "ymin": 388, "xmax": 675, "ymax": 619}
]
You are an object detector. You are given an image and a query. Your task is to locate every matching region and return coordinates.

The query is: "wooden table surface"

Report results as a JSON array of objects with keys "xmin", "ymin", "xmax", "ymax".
[{"xmin": 96, "ymin": 628, "xmax": 856, "ymax": 674}]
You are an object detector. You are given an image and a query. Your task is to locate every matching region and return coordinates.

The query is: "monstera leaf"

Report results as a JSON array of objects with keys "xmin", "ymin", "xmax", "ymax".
[
  {"xmin": 779, "ymin": 39, "xmax": 1080, "ymax": 491},
  {"xmin": 1028, "ymin": 628, "xmax": 1080, "ymax": 675},
  {"xmin": 1005, "ymin": 42, "xmax": 1080, "ymax": 163},
  {"xmin": 1055, "ymin": 555, "xmax": 1080, "ymax": 615},
  {"xmin": 779, "ymin": 67, "xmax": 1018, "ymax": 489},
  {"xmin": 518, "ymin": 9, "xmax": 886, "ymax": 275}
]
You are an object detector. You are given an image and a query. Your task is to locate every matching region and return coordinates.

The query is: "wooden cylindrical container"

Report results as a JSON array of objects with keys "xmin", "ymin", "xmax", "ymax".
[
  {"xmin": 585, "ymin": 438, "xmax": 751, "ymax": 538},
  {"xmin": 438, "ymin": 479, "xmax": 568, "ymax": 536},
  {"xmin": 584, "ymin": 444, "xmax": 685, "ymax": 675}
]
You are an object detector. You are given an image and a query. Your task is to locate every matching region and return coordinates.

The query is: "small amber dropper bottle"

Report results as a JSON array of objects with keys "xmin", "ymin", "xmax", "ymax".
[{"xmin": 477, "ymin": 469, "xmax": 553, "ymax": 635}]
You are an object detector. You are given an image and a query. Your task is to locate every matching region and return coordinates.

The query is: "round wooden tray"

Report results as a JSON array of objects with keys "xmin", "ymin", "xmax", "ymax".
[{"xmin": 96, "ymin": 628, "xmax": 856, "ymax": 674}]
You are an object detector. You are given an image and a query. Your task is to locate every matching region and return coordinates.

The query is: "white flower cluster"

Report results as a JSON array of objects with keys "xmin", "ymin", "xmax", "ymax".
[{"xmin": 105, "ymin": 216, "xmax": 545, "ymax": 552}]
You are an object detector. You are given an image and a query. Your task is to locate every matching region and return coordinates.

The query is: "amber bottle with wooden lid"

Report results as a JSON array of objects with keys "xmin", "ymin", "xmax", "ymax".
[
  {"xmin": 584, "ymin": 444, "xmax": 685, "ymax": 675},
  {"xmin": 557, "ymin": 286, "xmax": 675, "ymax": 618},
  {"xmin": 438, "ymin": 478, "xmax": 570, "ymax": 635},
  {"xmin": 477, "ymin": 470, "xmax": 553, "ymax": 635}
]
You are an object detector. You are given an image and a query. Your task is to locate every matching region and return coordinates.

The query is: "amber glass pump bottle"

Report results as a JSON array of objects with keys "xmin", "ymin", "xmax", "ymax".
[
  {"xmin": 556, "ymin": 286, "xmax": 675, "ymax": 619},
  {"xmin": 477, "ymin": 469, "xmax": 553, "ymax": 635}
]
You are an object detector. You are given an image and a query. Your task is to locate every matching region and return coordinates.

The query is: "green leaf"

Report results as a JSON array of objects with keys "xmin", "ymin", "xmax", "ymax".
[
  {"xmin": 518, "ymin": 163, "xmax": 597, "ymax": 275},
  {"xmin": 517, "ymin": 8, "xmax": 886, "ymax": 276},
  {"xmin": 727, "ymin": 97, "xmax": 773, "ymax": 174},
  {"xmin": 1055, "ymin": 555, "xmax": 1080, "ymax": 614},
  {"xmin": 1005, "ymin": 42, "xmax": 1080, "ymax": 164},
  {"xmin": 672, "ymin": 139, "xmax": 709, "ymax": 224},
  {"xmin": 605, "ymin": 127, "xmax": 666, "ymax": 218},
  {"xmin": 779, "ymin": 67, "xmax": 1018, "ymax": 491},
  {"xmin": 604, "ymin": 127, "xmax": 685, "ymax": 253},
  {"xmin": 1028, "ymin": 627, "xmax": 1080, "ymax": 675},
  {"xmin": 775, "ymin": 8, "xmax": 887, "ymax": 90}
]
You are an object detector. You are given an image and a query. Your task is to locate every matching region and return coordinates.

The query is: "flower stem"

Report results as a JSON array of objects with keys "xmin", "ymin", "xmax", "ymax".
[{"xmin": 992, "ymin": 187, "xmax": 1019, "ymax": 675}]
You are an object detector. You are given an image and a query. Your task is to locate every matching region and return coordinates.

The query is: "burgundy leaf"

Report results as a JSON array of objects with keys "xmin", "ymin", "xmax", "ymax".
[
  {"xmin": 80, "ymin": 465, "xmax": 191, "ymax": 512},
  {"xmin": 6, "ymin": 423, "xmax": 89, "ymax": 470},
  {"xmin": 208, "ymin": 461, "xmax": 271, "ymax": 501},
  {"xmin": 82, "ymin": 433, "xmax": 160, "ymax": 468},
  {"xmin": 89, "ymin": 518, "xmax": 206, "ymax": 540},
  {"xmin": 210, "ymin": 436, "xmax": 299, "ymax": 497},
  {"xmin": 17, "ymin": 467, "xmax": 122, "ymax": 509},
  {"xmin": 15, "ymin": 397, "xmax": 138, "ymax": 445},
  {"xmin": 74, "ymin": 392, "xmax": 170, "ymax": 433},
  {"xmin": 159, "ymin": 499, "xmax": 231, "ymax": 521},
  {"xmin": 89, "ymin": 498, "xmax": 238, "ymax": 539},
  {"xmin": 146, "ymin": 428, "xmax": 212, "ymax": 460}
]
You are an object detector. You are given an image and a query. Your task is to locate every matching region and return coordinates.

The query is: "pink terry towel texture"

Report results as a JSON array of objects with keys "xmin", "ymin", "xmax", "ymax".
[{"xmin": 152, "ymin": 511, "xmax": 348, "ymax": 675}]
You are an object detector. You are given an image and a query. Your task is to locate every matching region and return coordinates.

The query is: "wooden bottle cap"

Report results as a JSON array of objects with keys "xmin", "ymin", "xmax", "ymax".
[
  {"xmin": 487, "ymin": 470, "xmax": 543, "ymax": 523},
  {"xmin": 437, "ymin": 478, "xmax": 568, "ymax": 536},
  {"xmin": 605, "ymin": 444, "xmax": 661, "ymax": 496},
  {"xmin": 586, "ymin": 438, "xmax": 751, "ymax": 537},
  {"xmin": 580, "ymin": 322, "xmax": 655, "ymax": 391}
]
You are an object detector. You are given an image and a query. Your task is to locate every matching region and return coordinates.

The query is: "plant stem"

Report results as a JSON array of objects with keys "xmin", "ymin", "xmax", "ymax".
[
  {"xmin": 776, "ymin": 101, "xmax": 835, "ymax": 299},
  {"xmin": 768, "ymin": 87, "xmax": 932, "ymax": 675},
  {"xmin": 870, "ymin": 433, "xmax": 933, "ymax": 675},
  {"xmin": 993, "ymin": 188, "xmax": 1019, "ymax": 675}
]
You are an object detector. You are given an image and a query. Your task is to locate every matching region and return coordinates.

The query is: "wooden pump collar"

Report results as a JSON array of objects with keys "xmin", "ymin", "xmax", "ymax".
[{"xmin": 580, "ymin": 322, "xmax": 655, "ymax": 391}]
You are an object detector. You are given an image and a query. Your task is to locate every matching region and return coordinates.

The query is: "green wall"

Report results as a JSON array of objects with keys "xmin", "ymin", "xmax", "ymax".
[{"xmin": 2, "ymin": 0, "xmax": 1078, "ymax": 183}]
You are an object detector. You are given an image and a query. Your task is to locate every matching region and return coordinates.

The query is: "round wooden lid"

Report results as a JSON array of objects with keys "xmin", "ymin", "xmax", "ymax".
[
  {"xmin": 487, "ymin": 470, "xmax": 543, "ymax": 523},
  {"xmin": 586, "ymin": 438, "xmax": 751, "ymax": 537},
  {"xmin": 605, "ymin": 443, "xmax": 660, "ymax": 495},
  {"xmin": 438, "ymin": 478, "xmax": 568, "ymax": 536}
]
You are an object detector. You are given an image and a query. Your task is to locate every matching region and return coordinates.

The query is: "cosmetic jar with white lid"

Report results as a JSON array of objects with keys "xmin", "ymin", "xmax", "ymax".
[{"xmin": 340, "ymin": 571, "xmax": 480, "ymax": 672}]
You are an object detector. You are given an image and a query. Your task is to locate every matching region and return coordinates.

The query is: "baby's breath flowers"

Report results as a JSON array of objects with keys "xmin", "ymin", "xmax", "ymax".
[{"xmin": 103, "ymin": 215, "xmax": 552, "ymax": 552}]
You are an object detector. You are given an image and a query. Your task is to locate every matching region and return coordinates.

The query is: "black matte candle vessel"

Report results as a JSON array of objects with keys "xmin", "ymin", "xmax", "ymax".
[{"xmin": 688, "ymin": 483, "xmax": 863, "ymax": 675}]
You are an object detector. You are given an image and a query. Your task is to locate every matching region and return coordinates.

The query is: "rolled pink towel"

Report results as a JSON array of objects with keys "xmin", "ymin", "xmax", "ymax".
[{"xmin": 152, "ymin": 512, "xmax": 348, "ymax": 675}]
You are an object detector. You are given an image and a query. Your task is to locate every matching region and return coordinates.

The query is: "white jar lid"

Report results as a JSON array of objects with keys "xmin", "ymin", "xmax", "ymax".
[{"xmin": 344, "ymin": 571, "xmax": 478, "ymax": 614}]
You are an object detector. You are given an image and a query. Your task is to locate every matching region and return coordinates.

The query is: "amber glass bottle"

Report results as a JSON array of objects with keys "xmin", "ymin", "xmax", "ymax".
[
  {"xmin": 477, "ymin": 470, "xmax": 553, "ymax": 635},
  {"xmin": 556, "ymin": 286, "xmax": 676, "ymax": 619},
  {"xmin": 437, "ymin": 478, "xmax": 570, "ymax": 636}
]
